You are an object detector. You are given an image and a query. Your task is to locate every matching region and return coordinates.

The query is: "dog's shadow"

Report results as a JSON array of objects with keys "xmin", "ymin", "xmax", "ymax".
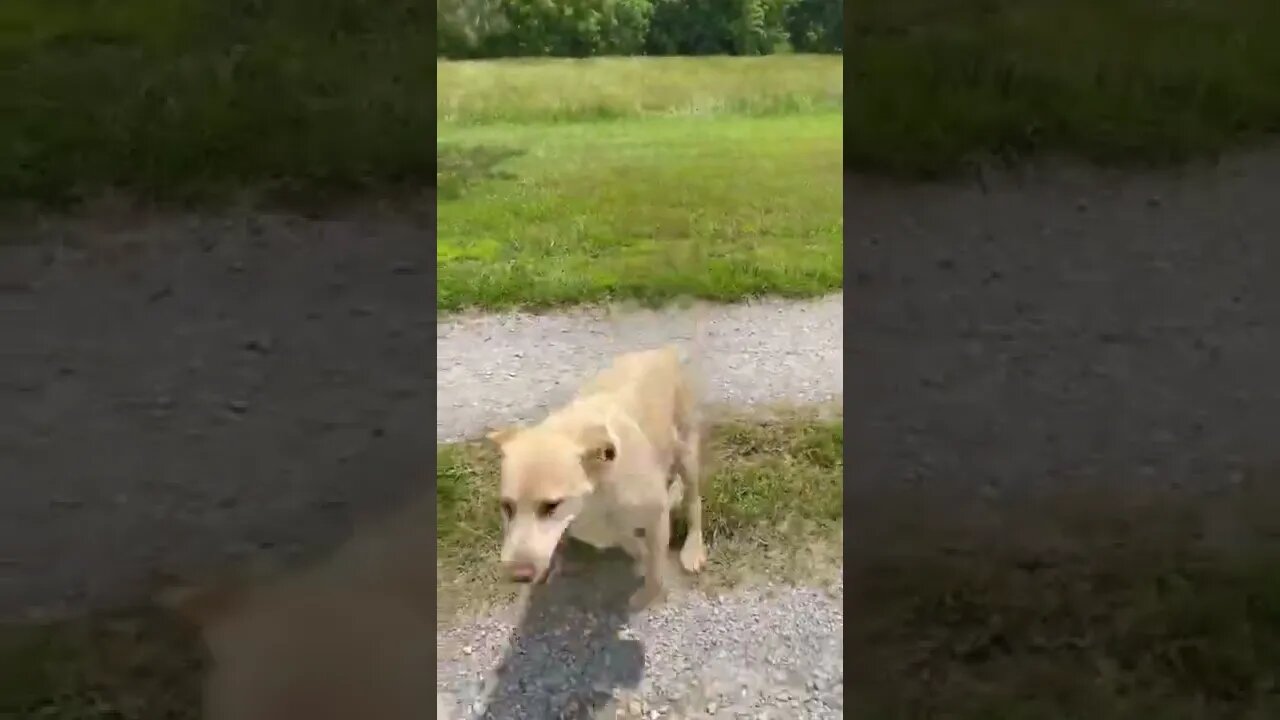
[{"xmin": 478, "ymin": 541, "xmax": 646, "ymax": 719}]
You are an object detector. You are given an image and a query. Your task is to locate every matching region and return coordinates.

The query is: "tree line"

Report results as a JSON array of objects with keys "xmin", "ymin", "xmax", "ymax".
[{"xmin": 437, "ymin": 0, "xmax": 842, "ymax": 58}]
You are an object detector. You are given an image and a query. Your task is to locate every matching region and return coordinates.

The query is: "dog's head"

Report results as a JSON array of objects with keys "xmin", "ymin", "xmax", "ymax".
[{"xmin": 487, "ymin": 420, "xmax": 619, "ymax": 583}]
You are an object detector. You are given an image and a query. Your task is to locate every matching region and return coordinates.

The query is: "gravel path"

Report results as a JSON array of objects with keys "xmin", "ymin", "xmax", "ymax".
[
  {"xmin": 437, "ymin": 548, "xmax": 843, "ymax": 720},
  {"xmin": 435, "ymin": 298, "xmax": 844, "ymax": 718},
  {"xmin": 436, "ymin": 295, "xmax": 843, "ymax": 442}
]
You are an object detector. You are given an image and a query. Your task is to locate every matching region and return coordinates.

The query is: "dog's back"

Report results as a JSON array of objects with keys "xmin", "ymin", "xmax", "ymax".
[{"xmin": 572, "ymin": 345, "xmax": 697, "ymax": 458}]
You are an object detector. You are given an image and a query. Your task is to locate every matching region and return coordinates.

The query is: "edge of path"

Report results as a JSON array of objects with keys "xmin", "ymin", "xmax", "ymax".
[{"xmin": 436, "ymin": 293, "xmax": 845, "ymax": 442}]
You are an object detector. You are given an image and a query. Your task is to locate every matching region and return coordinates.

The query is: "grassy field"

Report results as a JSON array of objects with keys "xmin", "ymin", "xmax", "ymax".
[
  {"xmin": 437, "ymin": 56, "xmax": 844, "ymax": 312},
  {"xmin": 437, "ymin": 55, "xmax": 843, "ymax": 124},
  {"xmin": 852, "ymin": 0, "xmax": 1280, "ymax": 177}
]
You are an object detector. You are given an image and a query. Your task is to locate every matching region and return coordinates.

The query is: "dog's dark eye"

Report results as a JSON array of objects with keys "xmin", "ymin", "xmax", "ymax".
[
  {"xmin": 538, "ymin": 500, "xmax": 561, "ymax": 518},
  {"xmin": 500, "ymin": 500, "xmax": 514, "ymax": 519}
]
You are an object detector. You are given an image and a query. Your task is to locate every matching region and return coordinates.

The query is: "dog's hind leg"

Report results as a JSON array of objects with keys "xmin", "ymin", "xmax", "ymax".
[{"xmin": 674, "ymin": 424, "xmax": 707, "ymax": 574}]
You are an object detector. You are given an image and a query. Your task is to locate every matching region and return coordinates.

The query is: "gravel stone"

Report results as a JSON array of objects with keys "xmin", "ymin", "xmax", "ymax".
[
  {"xmin": 436, "ymin": 295, "xmax": 844, "ymax": 442},
  {"xmin": 437, "ymin": 548, "xmax": 843, "ymax": 720}
]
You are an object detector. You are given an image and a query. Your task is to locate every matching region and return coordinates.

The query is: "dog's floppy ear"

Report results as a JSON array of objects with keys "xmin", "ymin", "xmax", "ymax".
[
  {"xmin": 157, "ymin": 581, "xmax": 245, "ymax": 628},
  {"xmin": 486, "ymin": 425, "xmax": 521, "ymax": 448},
  {"xmin": 577, "ymin": 421, "xmax": 619, "ymax": 465}
]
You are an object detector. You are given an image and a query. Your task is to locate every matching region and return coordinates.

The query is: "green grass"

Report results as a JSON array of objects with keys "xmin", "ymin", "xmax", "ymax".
[
  {"xmin": 437, "ymin": 110, "xmax": 843, "ymax": 312},
  {"xmin": 437, "ymin": 55, "xmax": 843, "ymax": 124},
  {"xmin": 436, "ymin": 55, "xmax": 843, "ymax": 312},
  {"xmin": 851, "ymin": 0, "xmax": 1280, "ymax": 177}
]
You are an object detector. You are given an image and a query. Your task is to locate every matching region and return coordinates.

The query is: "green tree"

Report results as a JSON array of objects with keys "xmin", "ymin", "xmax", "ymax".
[
  {"xmin": 784, "ymin": 0, "xmax": 842, "ymax": 52},
  {"xmin": 438, "ymin": 0, "xmax": 510, "ymax": 58},
  {"xmin": 481, "ymin": 0, "xmax": 654, "ymax": 57},
  {"xmin": 646, "ymin": 0, "xmax": 792, "ymax": 55}
]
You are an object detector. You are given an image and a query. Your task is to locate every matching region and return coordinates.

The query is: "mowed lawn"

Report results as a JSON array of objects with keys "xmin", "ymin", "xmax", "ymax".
[{"xmin": 436, "ymin": 56, "xmax": 843, "ymax": 313}]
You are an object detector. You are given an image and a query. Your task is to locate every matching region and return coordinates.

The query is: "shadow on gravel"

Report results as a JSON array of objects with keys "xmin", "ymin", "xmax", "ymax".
[{"xmin": 479, "ymin": 541, "xmax": 645, "ymax": 720}]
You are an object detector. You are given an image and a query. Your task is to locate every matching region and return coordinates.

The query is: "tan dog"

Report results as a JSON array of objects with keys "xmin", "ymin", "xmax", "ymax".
[
  {"xmin": 161, "ymin": 499, "xmax": 437, "ymax": 720},
  {"xmin": 487, "ymin": 345, "xmax": 707, "ymax": 610}
]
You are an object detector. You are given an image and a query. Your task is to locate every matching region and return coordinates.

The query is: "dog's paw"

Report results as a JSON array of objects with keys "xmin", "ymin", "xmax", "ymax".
[{"xmin": 679, "ymin": 538, "xmax": 707, "ymax": 574}]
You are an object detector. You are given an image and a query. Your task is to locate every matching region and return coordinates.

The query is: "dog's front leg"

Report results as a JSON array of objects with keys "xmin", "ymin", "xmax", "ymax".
[
  {"xmin": 675, "ymin": 427, "xmax": 707, "ymax": 574},
  {"xmin": 628, "ymin": 505, "xmax": 670, "ymax": 611}
]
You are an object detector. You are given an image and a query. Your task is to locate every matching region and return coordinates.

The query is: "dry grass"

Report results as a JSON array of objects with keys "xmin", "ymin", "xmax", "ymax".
[{"xmin": 436, "ymin": 55, "xmax": 842, "ymax": 125}]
